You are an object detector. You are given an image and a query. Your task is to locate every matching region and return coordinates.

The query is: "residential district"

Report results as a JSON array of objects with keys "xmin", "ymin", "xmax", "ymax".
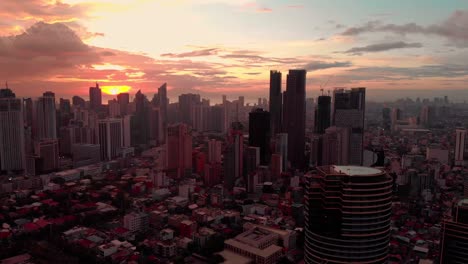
[{"xmin": 0, "ymin": 70, "xmax": 467, "ymax": 264}]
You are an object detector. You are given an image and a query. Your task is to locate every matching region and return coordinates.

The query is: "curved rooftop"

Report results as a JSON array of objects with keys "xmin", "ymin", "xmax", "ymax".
[{"xmin": 331, "ymin": 165, "xmax": 382, "ymax": 176}]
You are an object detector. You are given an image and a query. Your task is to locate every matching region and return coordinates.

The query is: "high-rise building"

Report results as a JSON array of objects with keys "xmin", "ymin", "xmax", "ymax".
[
  {"xmin": 97, "ymin": 118, "xmax": 123, "ymax": 161},
  {"xmin": 249, "ymin": 108, "xmax": 271, "ymax": 165},
  {"xmin": 305, "ymin": 166, "xmax": 393, "ymax": 264},
  {"xmin": 148, "ymin": 107, "xmax": 160, "ymax": 142},
  {"xmin": 72, "ymin": 96, "xmax": 86, "ymax": 108},
  {"xmin": 275, "ymin": 133, "xmax": 288, "ymax": 172},
  {"xmin": 315, "ymin": 95, "xmax": 331, "ymax": 134},
  {"xmin": 0, "ymin": 96, "xmax": 26, "ymax": 172},
  {"xmin": 89, "ymin": 83, "xmax": 102, "ymax": 110},
  {"xmin": 207, "ymin": 139, "xmax": 222, "ymax": 163},
  {"xmin": 321, "ymin": 126, "xmax": 350, "ymax": 166},
  {"xmin": 333, "ymin": 88, "xmax": 366, "ymax": 165},
  {"xmin": 179, "ymin": 93, "xmax": 201, "ymax": 127},
  {"xmin": 117, "ymin": 92, "xmax": 130, "ymax": 116},
  {"xmin": 382, "ymin": 107, "xmax": 391, "ymax": 131},
  {"xmin": 440, "ymin": 199, "xmax": 468, "ymax": 263},
  {"xmin": 33, "ymin": 91, "xmax": 57, "ymax": 140},
  {"xmin": 108, "ymin": 99, "xmax": 120, "ymax": 117},
  {"xmin": 269, "ymin": 70, "xmax": 282, "ymax": 135},
  {"xmin": 132, "ymin": 90, "xmax": 150, "ymax": 146},
  {"xmin": 455, "ymin": 129, "xmax": 467, "ymax": 166},
  {"xmin": 245, "ymin": 146, "xmax": 260, "ymax": 175},
  {"xmin": 157, "ymin": 83, "xmax": 168, "ymax": 145},
  {"xmin": 283, "ymin": 69, "xmax": 307, "ymax": 168},
  {"xmin": 166, "ymin": 123, "xmax": 192, "ymax": 178},
  {"xmin": 224, "ymin": 122, "xmax": 244, "ymax": 191},
  {"xmin": 34, "ymin": 139, "xmax": 59, "ymax": 173}
]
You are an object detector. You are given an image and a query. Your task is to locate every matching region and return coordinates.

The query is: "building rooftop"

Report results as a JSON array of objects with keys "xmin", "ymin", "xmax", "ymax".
[
  {"xmin": 225, "ymin": 238, "xmax": 282, "ymax": 258},
  {"xmin": 331, "ymin": 165, "xmax": 382, "ymax": 176}
]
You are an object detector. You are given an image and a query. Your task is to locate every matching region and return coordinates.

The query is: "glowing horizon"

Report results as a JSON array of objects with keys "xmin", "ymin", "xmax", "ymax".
[{"xmin": 1, "ymin": 0, "xmax": 468, "ymax": 101}]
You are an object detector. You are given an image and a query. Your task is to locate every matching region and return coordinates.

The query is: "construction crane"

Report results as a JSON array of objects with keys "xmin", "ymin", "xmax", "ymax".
[{"xmin": 319, "ymin": 75, "xmax": 334, "ymax": 96}]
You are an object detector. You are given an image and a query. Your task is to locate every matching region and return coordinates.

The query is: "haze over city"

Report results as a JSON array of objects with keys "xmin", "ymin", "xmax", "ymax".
[
  {"xmin": 3, "ymin": 1, "xmax": 468, "ymax": 264},
  {"xmin": 2, "ymin": 0, "xmax": 468, "ymax": 102}
]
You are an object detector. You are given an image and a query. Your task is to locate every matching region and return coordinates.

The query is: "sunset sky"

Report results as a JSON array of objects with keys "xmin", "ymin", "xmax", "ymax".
[{"xmin": 2, "ymin": 0, "xmax": 468, "ymax": 102}]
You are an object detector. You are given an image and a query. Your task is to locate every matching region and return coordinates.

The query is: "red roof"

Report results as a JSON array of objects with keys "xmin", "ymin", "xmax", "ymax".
[
  {"xmin": 77, "ymin": 239, "xmax": 94, "ymax": 248},
  {"xmin": 23, "ymin": 223, "xmax": 40, "ymax": 232},
  {"xmin": 114, "ymin": 227, "xmax": 130, "ymax": 234},
  {"xmin": 0, "ymin": 231, "xmax": 11, "ymax": 239}
]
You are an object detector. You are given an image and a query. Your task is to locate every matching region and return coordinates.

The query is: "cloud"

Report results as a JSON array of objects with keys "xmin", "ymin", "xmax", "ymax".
[
  {"xmin": 349, "ymin": 64, "xmax": 468, "ymax": 78},
  {"xmin": 0, "ymin": 22, "xmax": 271, "ymax": 98},
  {"xmin": 343, "ymin": 41, "xmax": 423, "ymax": 55},
  {"xmin": 161, "ymin": 48, "xmax": 220, "ymax": 58},
  {"xmin": 256, "ymin": 7, "xmax": 273, "ymax": 13},
  {"xmin": 304, "ymin": 61, "xmax": 352, "ymax": 71},
  {"xmin": 342, "ymin": 10, "xmax": 468, "ymax": 47}
]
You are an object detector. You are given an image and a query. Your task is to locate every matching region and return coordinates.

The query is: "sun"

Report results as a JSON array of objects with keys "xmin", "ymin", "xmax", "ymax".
[{"xmin": 101, "ymin": 85, "xmax": 132, "ymax": 95}]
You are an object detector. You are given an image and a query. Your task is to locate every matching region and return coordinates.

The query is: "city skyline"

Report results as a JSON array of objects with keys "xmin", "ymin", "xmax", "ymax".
[{"xmin": 2, "ymin": 1, "xmax": 468, "ymax": 102}]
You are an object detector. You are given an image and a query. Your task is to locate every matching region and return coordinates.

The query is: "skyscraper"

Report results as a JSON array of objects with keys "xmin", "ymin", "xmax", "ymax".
[
  {"xmin": 321, "ymin": 126, "xmax": 350, "ymax": 166},
  {"xmin": 314, "ymin": 95, "xmax": 331, "ymax": 134},
  {"xmin": 275, "ymin": 133, "xmax": 288, "ymax": 172},
  {"xmin": 224, "ymin": 122, "xmax": 244, "ymax": 191},
  {"xmin": 382, "ymin": 107, "xmax": 391, "ymax": 131},
  {"xmin": 248, "ymin": 108, "xmax": 271, "ymax": 165},
  {"xmin": 0, "ymin": 93, "xmax": 26, "ymax": 172},
  {"xmin": 89, "ymin": 83, "xmax": 102, "ymax": 110},
  {"xmin": 33, "ymin": 91, "xmax": 57, "ymax": 140},
  {"xmin": 207, "ymin": 139, "xmax": 222, "ymax": 163},
  {"xmin": 305, "ymin": 165, "xmax": 393, "ymax": 263},
  {"xmin": 455, "ymin": 129, "xmax": 466, "ymax": 166},
  {"xmin": 133, "ymin": 90, "xmax": 149, "ymax": 146},
  {"xmin": 269, "ymin": 70, "xmax": 282, "ymax": 135},
  {"xmin": 97, "ymin": 118, "xmax": 123, "ymax": 161},
  {"xmin": 72, "ymin": 96, "xmax": 86, "ymax": 108},
  {"xmin": 179, "ymin": 93, "xmax": 201, "ymax": 127},
  {"xmin": 157, "ymin": 83, "xmax": 168, "ymax": 145},
  {"xmin": 283, "ymin": 69, "xmax": 306, "ymax": 168},
  {"xmin": 333, "ymin": 88, "xmax": 366, "ymax": 165},
  {"xmin": 166, "ymin": 123, "xmax": 192, "ymax": 178},
  {"xmin": 117, "ymin": 92, "xmax": 130, "ymax": 116},
  {"xmin": 440, "ymin": 199, "xmax": 468, "ymax": 263}
]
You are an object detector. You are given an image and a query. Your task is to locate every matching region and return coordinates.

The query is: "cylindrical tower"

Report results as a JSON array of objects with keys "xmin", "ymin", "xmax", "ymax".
[{"xmin": 305, "ymin": 165, "xmax": 393, "ymax": 264}]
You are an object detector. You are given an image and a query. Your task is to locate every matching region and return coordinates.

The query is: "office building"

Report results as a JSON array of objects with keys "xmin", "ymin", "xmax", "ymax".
[
  {"xmin": 269, "ymin": 70, "xmax": 282, "ymax": 135},
  {"xmin": 249, "ymin": 108, "xmax": 271, "ymax": 165},
  {"xmin": 166, "ymin": 123, "xmax": 192, "ymax": 178},
  {"xmin": 117, "ymin": 92, "xmax": 130, "ymax": 116},
  {"xmin": 315, "ymin": 95, "xmax": 331, "ymax": 134},
  {"xmin": 97, "ymin": 118, "xmax": 123, "ymax": 161},
  {"xmin": 33, "ymin": 92, "xmax": 57, "ymax": 140},
  {"xmin": 89, "ymin": 83, "xmax": 102, "ymax": 110},
  {"xmin": 283, "ymin": 69, "xmax": 306, "ymax": 168},
  {"xmin": 455, "ymin": 129, "xmax": 467, "ymax": 166},
  {"xmin": 224, "ymin": 122, "xmax": 244, "ymax": 191},
  {"xmin": 245, "ymin": 146, "xmax": 260, "ymax": 175},
  {"xmin": 207, "ymin": 139, "xmax": 222, "ymax": 163},
  {"xmin": 333, "ymin": 88, "xmax": 366, "ymax": 165},
  {"xmin": 34, "ymin": 139, "xmax": 59, "ymax": 173},
  {"xmin": 275, "ymin": 133, "xmax": 288, "ymax": 172},
  {"xmin": 440, "ymin": 199, "xmax": 468, "ymax": 263},
  {"xmin": 382, "ymin": 107, "xmax": 391, "ymax": 131},
  {"xmin": 179, "ymin": 93, "xmax": 201, "ymax": 126},
  {"xmin": 305, "ymin": 166, "xmax": 393, "ymax": 264},
  {"xmin": 321, "ymin": 126, "xmax": 350, "ymax": 166},
  {"xmin": 0, "ymin": 96, "xmax": 26, "ymax": 172}
]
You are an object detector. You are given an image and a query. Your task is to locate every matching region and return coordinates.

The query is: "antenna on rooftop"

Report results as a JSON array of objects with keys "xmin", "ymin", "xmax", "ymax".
[{"xmin": 5, "ymin": 81, "xmax": 8, "ymax": 89}]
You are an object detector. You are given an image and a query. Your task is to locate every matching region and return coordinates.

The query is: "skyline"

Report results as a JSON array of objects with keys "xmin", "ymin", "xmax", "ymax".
[{"xmin": 2, "ymin": 0, "xmax": 468, "ymax": 102}]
